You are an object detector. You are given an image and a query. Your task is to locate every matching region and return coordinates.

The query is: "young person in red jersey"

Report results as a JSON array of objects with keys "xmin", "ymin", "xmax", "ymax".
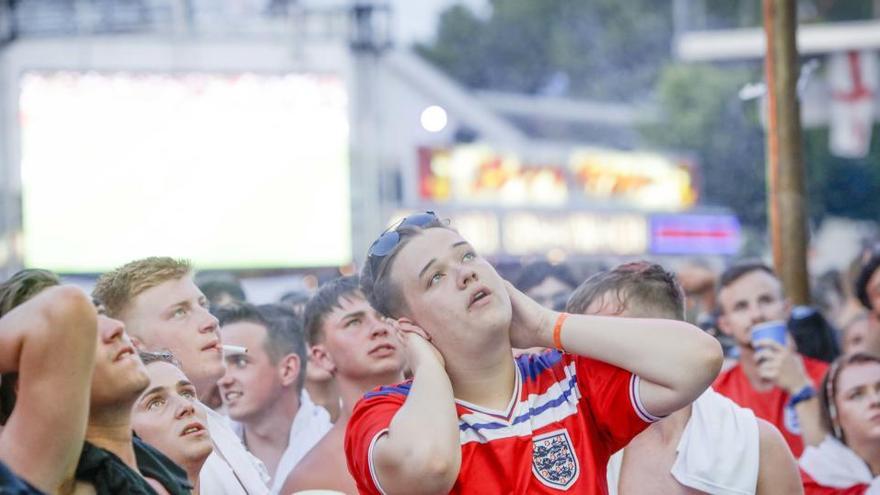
[
  {"xmin": 345, "ymin": 212, "xmax": 723, "ymax": 494},
  {"xmin": 713, "ymin": 261, "xmax": 828, "ymax": 457}
]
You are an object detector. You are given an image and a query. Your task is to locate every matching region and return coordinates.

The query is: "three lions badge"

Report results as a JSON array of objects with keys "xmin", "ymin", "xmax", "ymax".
[{"xmin": 531, "ymin": 429, "xmax": 579, "ymax": 490}]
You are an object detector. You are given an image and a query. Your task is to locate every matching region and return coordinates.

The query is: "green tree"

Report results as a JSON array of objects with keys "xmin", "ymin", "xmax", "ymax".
[
  {"xmin": 417, "ymin": 0, "xmax": 673, "ymax": 101},
  {"xmin": 418, "ymin": 0, "xmax": 880, "ymax": 228},
  {"xmin": 640, "ymin": 64, "xmax": 768, "ymax": 227},
  {"xmin": 643, "ymin": 64, "xmax": 880, "ymax": 228},
  {"xmin": 802, "ymin": 125, "xmax": 880, "ymax": 221}
]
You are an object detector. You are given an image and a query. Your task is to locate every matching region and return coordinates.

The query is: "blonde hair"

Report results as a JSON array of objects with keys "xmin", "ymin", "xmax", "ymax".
[{"xmin": 93, "ymin": 257, "xmax": 192, "ymax": 318}]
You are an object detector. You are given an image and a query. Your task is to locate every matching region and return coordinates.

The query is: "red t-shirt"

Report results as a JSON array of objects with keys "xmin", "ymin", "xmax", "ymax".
[
  {"xmin": 712, "ymin": 355, "xmax": 828, "ymax": 457},
  {"xmin": 345, "ymin": 351, "xmax": 658, "ymax": 494},
  {"xmin": 800, "ymin": 468, "xmax": 869, "ymax": 495}
]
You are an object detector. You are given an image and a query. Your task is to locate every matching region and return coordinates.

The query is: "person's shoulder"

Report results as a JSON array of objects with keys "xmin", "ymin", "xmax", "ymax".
[
  {"xmin": 283, "ymin": 429, "xmax": 348, "ymax": 494},
  {"xmin": 756, "ymin": 418, "xmax": 788, "ymax": 449},
  {"xmin": 712, "ymin": 362, "xmax": 742, "ymax": 388},
  {"xmin": 360, "ymin": 380, "xmax": 413, "ymax": 403},
  {"xmin": 300, "ymin": 423, "xmax": 345, "ymax": 465},
  {"xmin": 515, "ymin": 349, "xmax": 568, "ymax": 381},
  {"xmin": 755, "ymin": 419, "xmax": 803, "ymax": 494}
]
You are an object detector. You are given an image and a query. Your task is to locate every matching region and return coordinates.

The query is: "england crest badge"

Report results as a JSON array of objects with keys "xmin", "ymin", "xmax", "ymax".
[{"xmin": 531, "ymin": 429, "xmax": 579, "ymax": 490}]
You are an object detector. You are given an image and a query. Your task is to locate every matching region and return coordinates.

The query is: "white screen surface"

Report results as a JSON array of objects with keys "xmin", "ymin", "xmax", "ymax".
[{"xmin": 19, "ymin": 71, "xmax": 351, "ymax": 272}]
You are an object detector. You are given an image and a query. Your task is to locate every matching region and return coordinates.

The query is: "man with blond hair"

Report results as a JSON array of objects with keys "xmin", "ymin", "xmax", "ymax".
[{"xmin": 94, "ymin": 257, "xmax": 270, "ymax": 495}]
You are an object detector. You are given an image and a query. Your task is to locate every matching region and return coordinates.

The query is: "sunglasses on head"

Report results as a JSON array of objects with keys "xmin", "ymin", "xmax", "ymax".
[{"xmin": 366, "ymin": 211, "xmax": 438, "ymax": 277}]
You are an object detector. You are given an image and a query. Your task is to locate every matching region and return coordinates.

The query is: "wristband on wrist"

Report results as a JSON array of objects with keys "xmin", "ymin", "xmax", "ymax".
[
  {"xmin": 787, "ymin": 384, "xmax": 817, "ymax": 408},
  {"xmin": 553, "ymin": 313, "xmax": 569, "ymax": 351}
]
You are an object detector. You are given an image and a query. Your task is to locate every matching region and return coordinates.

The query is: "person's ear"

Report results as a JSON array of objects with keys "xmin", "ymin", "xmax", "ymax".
[
  {"xmin": 278, "ymin": 353, "xmax": 301, "ymax": 387},
  {"xmin": 310, "ymin": 344, "xmax": 336, "ymax": 375}
]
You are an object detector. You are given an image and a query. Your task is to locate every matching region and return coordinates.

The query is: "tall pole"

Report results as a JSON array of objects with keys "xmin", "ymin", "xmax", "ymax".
[
  {"xmin": 349, "ymin": 3, "xmax": 391, "ymax": 268},
  {"xmin": 763, "ymin": 0, "xmax": 810, "ymax": 305}
]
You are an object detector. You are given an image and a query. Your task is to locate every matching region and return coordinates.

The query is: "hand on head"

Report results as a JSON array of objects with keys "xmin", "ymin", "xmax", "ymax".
[
  {"xmin": 504, "ymin": 281, "xmax": 557, "ymax": 350},
  {"xmin": 388, "ymin": 318, "xmax": 445, "ymax": 370}
]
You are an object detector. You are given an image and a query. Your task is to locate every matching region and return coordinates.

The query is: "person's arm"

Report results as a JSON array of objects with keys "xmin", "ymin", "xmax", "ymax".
[
  {"xmin": 369, "ymin": 320, "xmax": 461, "ymax": 495},
  {"xmin": 0, "ymin": 285, "xmax": 98, "ymax": 494},
  {"xmin": 755, "ymin": 419, "xmax": 803, "ymax": 495},
  {"xmin": 506, "ymin": 282, "xmax": 723, "ymax": 418},
  {"xmin": 754, "ymin": 340, "xmax": 827, "ymax": 447}
]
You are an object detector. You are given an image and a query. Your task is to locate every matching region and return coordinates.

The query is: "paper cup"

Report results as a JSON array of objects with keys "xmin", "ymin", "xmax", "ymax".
[{"xmin": 750, "ymin": 320, "xmax": 787, "ymax": 347}]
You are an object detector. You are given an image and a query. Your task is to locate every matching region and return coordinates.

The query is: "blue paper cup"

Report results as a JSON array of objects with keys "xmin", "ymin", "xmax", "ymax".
[{"xmin": 750, "ymin": 320, "xmax": 787, "ymax": 348}]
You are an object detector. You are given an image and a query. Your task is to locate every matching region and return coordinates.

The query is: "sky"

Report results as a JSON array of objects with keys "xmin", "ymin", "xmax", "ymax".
[{"xmin": 390, "ymin": 0, "xmax": 489, "ymax": 44}]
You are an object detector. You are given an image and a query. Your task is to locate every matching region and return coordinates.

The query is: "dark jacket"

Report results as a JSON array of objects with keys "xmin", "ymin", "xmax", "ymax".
[{"xmin": 75, "ymin": 436, "xmax": 192, "ymax": 495}]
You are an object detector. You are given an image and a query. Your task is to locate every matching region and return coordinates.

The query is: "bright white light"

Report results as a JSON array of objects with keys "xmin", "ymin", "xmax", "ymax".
[
  {"xmin": 19, "ymin": 71, "xmax": 352, "ymax": 271},
  {"xmin": 420, "ymin": 105, "xmax": 448, "ymax": 132}
]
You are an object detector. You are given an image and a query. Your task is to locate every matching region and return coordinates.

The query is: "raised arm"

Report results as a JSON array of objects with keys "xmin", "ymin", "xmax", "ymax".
[
  {"xmin": 370, "ymin": 321, "xmax": 461, "ymax": 495},
  {"xmin": 0, "ymin": 286, "xmax": 98, "ymax": 493},
  {"xmin": 506, "ymin": 282, "xmax": 722, "ymax": 418}
]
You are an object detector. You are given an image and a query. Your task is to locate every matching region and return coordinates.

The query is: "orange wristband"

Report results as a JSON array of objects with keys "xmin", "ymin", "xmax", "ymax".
[{"xmin": 552, "ymin": 312, "xmax": 569, "ymax": 351}]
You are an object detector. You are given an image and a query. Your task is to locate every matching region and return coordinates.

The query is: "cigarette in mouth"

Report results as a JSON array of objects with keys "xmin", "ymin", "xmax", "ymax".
[{"xmin": 222, "ymin": 345, "xmax": 248, "ymax": 355}]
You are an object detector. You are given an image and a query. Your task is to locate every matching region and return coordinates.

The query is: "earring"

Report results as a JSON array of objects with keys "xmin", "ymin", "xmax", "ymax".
[{"xmin": 829, "ymin": 402, "xmax": 843, "ymax": 440}]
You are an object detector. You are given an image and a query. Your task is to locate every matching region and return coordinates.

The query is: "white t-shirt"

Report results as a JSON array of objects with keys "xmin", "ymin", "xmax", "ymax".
[
  {"xmin": 230, "ymin": 390, "xmax": 333, "ymax": 495},
  {"xmin": 607, "ymin": 388, "xmax": 760, "ymax": 495},
  {"xmin": 201, "ymin": 404, "xmax": 272, "ymax": 495},
  {"xmin": 270, "ymin": 391, "xmax": 333, "ymax": 494}
]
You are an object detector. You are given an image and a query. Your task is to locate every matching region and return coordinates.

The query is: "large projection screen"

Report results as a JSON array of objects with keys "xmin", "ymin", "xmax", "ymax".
[{"xmin": 19, "ymin": 71, "xmax": 351, "ymax": 272}]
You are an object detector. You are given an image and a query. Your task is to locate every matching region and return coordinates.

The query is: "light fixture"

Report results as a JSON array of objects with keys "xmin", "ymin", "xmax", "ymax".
[{"xmin": 420, "ymin": 105, "xmax": 448, "ymax": 133}]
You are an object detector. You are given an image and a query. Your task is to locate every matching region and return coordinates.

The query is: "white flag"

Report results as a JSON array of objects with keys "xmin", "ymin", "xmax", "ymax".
[{"xmin": 828, "ymin": 50, "xmax": 878, "ymax": 159}]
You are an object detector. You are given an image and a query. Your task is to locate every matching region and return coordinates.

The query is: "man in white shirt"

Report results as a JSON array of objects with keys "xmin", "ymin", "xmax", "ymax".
[
  {"xmin": 93, "ymin": 257, "xmax": 271, "ymax": 495},
  {"xmin": 217, "ymin": 302, "xmax": 332, "ymax": 495}
]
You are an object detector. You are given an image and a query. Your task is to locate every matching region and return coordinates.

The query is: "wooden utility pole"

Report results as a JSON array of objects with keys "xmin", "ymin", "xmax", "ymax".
[{"xmin": 763, "ymin": 0, "xmax": 810, "ymax": 305}]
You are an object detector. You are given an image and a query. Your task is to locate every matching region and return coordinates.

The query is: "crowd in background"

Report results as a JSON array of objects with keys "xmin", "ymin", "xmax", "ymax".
[{"xmin": 0, "ymin": 219, "xmax": 878, "ymax": 494}]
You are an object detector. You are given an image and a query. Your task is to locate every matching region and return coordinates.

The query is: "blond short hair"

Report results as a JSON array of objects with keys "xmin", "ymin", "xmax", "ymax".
[{"xmin": 93, "ymin": 257, "xmax": 192, "ymax": 318}]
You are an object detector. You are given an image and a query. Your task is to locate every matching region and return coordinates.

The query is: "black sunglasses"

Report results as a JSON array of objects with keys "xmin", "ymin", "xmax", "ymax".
[{"xmin": 366, "ymin": 211, "xmax": 438, "ymax": 277}]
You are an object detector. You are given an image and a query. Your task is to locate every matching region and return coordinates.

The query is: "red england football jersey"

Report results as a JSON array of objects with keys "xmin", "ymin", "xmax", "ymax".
[
  {"xmin": 712, "ymin": 355, "xmax": 828, "ymax": 457},
  {"xmin": 345, "ymin": 350, "xmax": 658, "ymax": 494}
]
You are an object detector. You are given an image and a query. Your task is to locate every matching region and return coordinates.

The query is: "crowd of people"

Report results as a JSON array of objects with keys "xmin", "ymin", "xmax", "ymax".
[{"xmin": 0, "ymin": 212, "xmax": 878, "ymax": 494}]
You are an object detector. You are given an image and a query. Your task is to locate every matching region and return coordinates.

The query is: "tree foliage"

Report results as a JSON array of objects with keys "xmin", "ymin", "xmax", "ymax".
[
  {"xmin": 416, "ymin": 0, "xmax": 673, "ymax": 101},
  {"xmin": 417, "ymin": 0, "xmax": 880, "ymax": 228},
  {"xmin": 640, "ymin": 64, "xmax": 768, "ymax": 227},
  {"xmin": 642, "ymin": 64, "xmax": 880, "ymax": 227}
]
